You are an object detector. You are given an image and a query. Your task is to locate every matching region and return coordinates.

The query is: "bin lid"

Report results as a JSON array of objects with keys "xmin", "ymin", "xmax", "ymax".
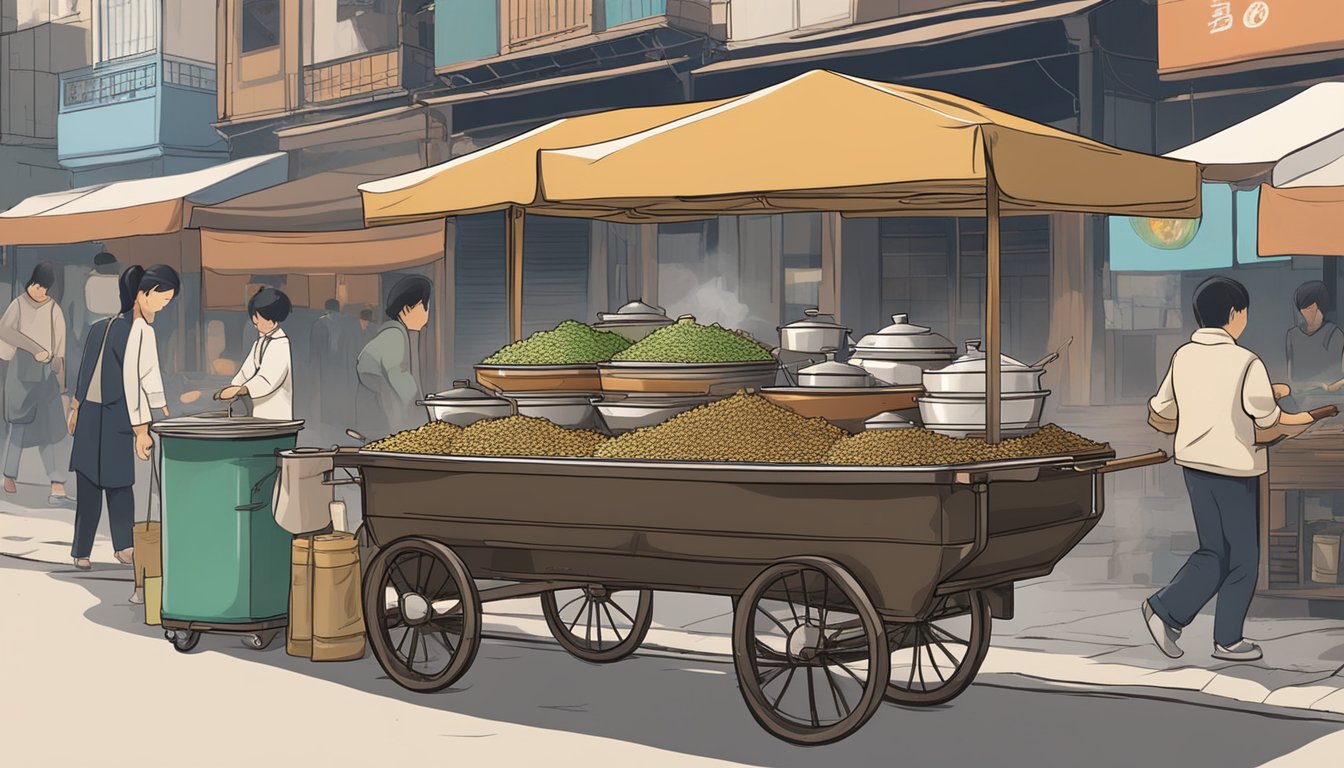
[{"xmin": 150, "ymin": 411, "xmax": 304, "ymax": 439}]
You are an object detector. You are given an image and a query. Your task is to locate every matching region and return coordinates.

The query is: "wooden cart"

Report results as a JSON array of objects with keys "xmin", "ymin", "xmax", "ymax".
[{"xmin": 333, "ymin": 447, "xmax": 1166, "ymax": 745}]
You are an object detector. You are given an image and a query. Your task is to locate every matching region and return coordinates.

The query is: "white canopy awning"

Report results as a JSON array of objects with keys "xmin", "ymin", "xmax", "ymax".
[
  {"xmin": 0, "ymin": 153, "xmax": 288, "ymax": 245},
  {"xmin": 1165, "ymin": 82, "xmax": 1344, "ymax": 181}
]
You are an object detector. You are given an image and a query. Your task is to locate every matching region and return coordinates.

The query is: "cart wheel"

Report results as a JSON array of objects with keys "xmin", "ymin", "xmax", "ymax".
[
  {"xmin": 364, "ymin": 537, "xmax": 481, "ymax": 693},
  {"xmin": 883, "ymin": 590, "xmax": 991, "ymax": 707},
  {"xmin": 732, "ymin": 557, "xmax": 890, "ymax": 746},
  {"xmin": 243, "ymin": 630, "xmax": 279, "ymax": 651},
  {"xmin": 541, "ymin": 586, "xmax": 653, "ymax": 663},
  {"xmin": 168, "ymin": 630, "xmax": 200, "ymax": 654}
]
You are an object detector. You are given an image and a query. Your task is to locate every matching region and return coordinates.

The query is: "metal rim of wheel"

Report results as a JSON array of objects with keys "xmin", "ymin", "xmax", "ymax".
[
  {"xmin": 732, "ymin": 557, "xmax": 890, "ymax": 746},
  {"xmin": 541, "ymin": 586, "xmax": 654, "ymax": 663},
  {"xmin": 242, "ymin": 631, "xmax": 277, "ymax": 651},
  {"xmin": 883, "ymin": 590, "xmax": 991, "ymax": 707},
  {"xmin": 363, "ymin": 537, "xmax": 482, "ymax": 693},
  {"xmin": 169, "ymin": 629, "xmax": 200, "ymax": 653}
]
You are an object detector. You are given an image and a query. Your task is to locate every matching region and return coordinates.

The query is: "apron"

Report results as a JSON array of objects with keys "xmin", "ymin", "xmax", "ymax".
[{"xmin": 69, "ymin": 317, "xmax": 135, "ymax": 489}]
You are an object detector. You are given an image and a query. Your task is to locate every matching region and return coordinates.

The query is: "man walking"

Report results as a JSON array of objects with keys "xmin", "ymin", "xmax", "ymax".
[{"xmin": 1144, "ymin": 276, "xmax": 1320, "ymax": 662}]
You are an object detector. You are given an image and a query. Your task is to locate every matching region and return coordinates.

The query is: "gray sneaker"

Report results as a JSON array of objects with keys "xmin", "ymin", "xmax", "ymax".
[
  {"xmin": 129, "ymin": 587, "xmax": 145, "ymax": 605},
  {"xmin": 1213, "ymin": 640, "xmax": 1263, "ymax": 662},
  {"xmin": 1142, "ymin": 600, "xmax": 1183, "ymax": 659},
  {"xmin": 48, "ymin": 494, "xmax": 75, "ymax": 509}
]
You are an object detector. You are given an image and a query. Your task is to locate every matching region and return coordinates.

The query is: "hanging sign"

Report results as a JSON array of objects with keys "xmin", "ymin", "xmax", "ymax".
[{"xmin": 1158, "ymin": 0, "xmax": 1344, "ymax": 76}]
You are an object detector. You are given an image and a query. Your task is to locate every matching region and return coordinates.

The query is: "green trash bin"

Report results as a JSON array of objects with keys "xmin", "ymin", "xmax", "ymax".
[{"xmin": 152, "ymin": 413, "xmax": 303, "ymax": 653}]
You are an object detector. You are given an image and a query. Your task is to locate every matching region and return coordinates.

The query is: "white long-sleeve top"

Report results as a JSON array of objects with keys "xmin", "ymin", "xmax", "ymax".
[
  {"xmin": 1149, "ymin": 328, "xmax": 1282, "ymax": 477},
  {"xmin": 231, "ymin": 327, "xmax": 293, "ymax": 420},
  {"xmin": 124, "ymin": 317, "xmax": 167, "ymax": 426}
]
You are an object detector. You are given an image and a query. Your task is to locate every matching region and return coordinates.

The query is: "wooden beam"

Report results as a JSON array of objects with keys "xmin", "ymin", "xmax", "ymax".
[
  {"xmin": 506, "ymin": 206, "xmax": 525, "ymax": 342},
  {"xmin": 639, "ymin": 223, "xmax": 658, "ymax": 305},
  {"xmin": 985, "ymin": 149, "xmax": 1002, "ymax": 444}
]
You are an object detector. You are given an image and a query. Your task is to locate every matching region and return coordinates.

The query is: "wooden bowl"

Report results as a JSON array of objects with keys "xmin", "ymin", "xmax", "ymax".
[{"xmin": 474, "ymin": 365, "xmax": 602, "ymax": 394}]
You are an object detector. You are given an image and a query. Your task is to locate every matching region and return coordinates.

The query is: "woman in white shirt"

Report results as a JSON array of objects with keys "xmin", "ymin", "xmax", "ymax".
[
  {"xmin": 67, "ymin": 264, "xmax": 178, "ymax": 573},
  {"xmin": 219, "ymin": 287, "xmax": 294, "ymax": 420}
]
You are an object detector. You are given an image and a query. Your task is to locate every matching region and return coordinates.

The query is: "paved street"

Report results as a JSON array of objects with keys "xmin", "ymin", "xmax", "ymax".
[{"xmin": 3, "ymin": 557, "xmax": 1342, "ymax": 768}]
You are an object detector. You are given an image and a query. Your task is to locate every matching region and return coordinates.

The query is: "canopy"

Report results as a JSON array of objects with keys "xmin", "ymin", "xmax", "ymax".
[
  {"xmin": 1165, "ymin": 82, "xmax": 1344, "ymax": 182},
  {"xmin": 358, "ymin": 101, "xmax": 729, "ymax": 226},
  {"xmin": 0, "ymin": 153, "xmax": 288, "ymax": 245},
  {"xmin": 534, "ymin": 70, "xmax": 1201, "ymax": 219},
  {"xmin": 192, "ymin": 156, "xmax": 423, "ymax": 232},
  {"xmin": 1258, "ymin": 129, "xmax": 1344, "ymax": 257},
  {"xmin": 200, "ymin": 220, "xmax": 445, "ymax": 274}
]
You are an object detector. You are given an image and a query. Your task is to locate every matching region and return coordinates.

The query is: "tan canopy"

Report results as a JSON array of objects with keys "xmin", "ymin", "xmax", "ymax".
[
  {"xmin": 358, "ymin": 101, "xmax": 729, "ymax": 226},
  {"xmin": 200, "ymin": 220, "xmax": 445, "ymax": 274},
  {"xmin": 535, "ymin": 71, "xmax": 1201, "ymax": 219}
]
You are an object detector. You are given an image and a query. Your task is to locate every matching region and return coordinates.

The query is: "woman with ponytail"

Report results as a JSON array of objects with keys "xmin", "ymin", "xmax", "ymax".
[{"xmin": 66, "ymin": 264, "xmax": 179, "ymax": 576}]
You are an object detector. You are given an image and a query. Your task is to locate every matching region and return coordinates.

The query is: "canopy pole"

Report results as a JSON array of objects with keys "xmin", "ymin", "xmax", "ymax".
[
  {"xmin": 507, "ymin": 205, "xmax": 525, "ymax": 342},
  {"xmin": 985, "ymin": 148, "xmax": 1002, "ymax": 445}
]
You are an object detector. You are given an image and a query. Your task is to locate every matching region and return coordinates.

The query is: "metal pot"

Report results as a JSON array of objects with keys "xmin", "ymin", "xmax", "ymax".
[
  {"xmin": 778, "ymin": 308, "xmax": 851, "ymax": 354},
  {"xmin": 592, "ymin": 396, "xmax": 712, "ymax": 434},
  {"xmin": 864, "ymin": 410, "xmax": 917, "ymax": 431},
  {"xmin": 921, "ymin": 339, "xmax": 1046, "ymax": 395},
  {"xmin": 594, "ymin": 299, "xmax": 674, "ymax": 342},
  {"xmin": 917, "ymin": 390, "xmax": 1050, "ymax": 438},
  {"xmin": 850, "ymin": 314, "xmax": 956, "ymax": 385},
  {"xmin": 796, "ymin": 350, "xmax": 875, "ymax": 388},
  {"xmin": 420, "ymin": 380, "xmax": 514, "ymax": 426},
  {"xmin": 511, "ymin": 392, "xmax": 600, "ymax": 430}
]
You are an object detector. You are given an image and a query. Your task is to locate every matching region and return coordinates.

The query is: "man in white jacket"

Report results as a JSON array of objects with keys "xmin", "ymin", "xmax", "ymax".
[
  {"xmin": 220, "ymin": 287, "xmax": 294, "ymax": 420},
  {"xmin": 1144, "ymin": 276, "xmax": 1319, "ymax": 663}
]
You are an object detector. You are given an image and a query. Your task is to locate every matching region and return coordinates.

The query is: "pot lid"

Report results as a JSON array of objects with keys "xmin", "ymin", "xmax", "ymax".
[
  {"xmin": 935, "ymin": 339, "xmax": 1035, "ymax": 374},
  {"xmin": 424, "ymin": 380, "xmax": 512, "ymax": 406},
  {"xmin": 150, "ymin": 412, "xmax": 304, "ymax": 439},
  {"xmin": 799, "ymin": 350, "xmax": 869, "ymax": 378},
  {"xmin": 854, "ymin": 314, "xmax": 956, "ymax": 355},
  {"xmin": 597, "ymin": 300, "xmax": 671, "ymax": 323},
  {"xmin": 779, "ymin": 307, "xmax": 848, "ymax": 332},
  {"xmin": 865, "ymin": 411, "xmax": 916, "ymax": 429}
]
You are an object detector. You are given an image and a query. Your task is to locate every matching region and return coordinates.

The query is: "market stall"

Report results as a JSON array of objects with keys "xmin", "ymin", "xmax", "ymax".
[{"xmin": 343, "ymin": 69, "xmax": 1199, "ymax": 744}]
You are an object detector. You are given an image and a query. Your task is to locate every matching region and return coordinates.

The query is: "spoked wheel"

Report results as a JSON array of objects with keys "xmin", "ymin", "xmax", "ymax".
[
  {"xmin": 166, "ymin": 629, "xmax": 200, "ymax": 654},
  {"xmin": 364, "ymin": 538, "xmax": 482, "ymax": 693},
  {"xmin": 541, "ymin": 585, "xmax": 653, "ymax": 663},
  {"xmin": 883, "ymin": 590, "xmax": 991, "ymax": 707},
  {"xmin": 733, "ymin": 557, "xmax": 890, "ymax": 746}
]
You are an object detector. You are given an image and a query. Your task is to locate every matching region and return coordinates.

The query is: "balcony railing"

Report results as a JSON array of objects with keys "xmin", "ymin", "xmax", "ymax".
[
  {"xmin": 302, "ymin": 46, "xmax": 433, "ymax": 104},
  {"xmin": 62, "ymin": 62, "xmax": 158, "ymax": 110}
]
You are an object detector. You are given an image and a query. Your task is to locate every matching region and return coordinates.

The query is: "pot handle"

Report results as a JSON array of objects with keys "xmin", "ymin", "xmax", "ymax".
[
  {"xmin": 1031, "ymin": 337, "xmax": 1073, "ymax": 370},
  {"xmin": 1075, "ymin": 449, "xmax": 1169, "ymax": 475}
]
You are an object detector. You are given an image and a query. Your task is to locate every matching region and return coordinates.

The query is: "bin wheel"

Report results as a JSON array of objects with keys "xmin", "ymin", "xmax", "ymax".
[
  {"xmin": 883, "ymin": 590, "xmax": 991, "ymax": 707},
  {"xmin": 364, "ymin": 537, "xmax": 481, "ymax": 693},
  {"xmin": 167, "ymin": 629, "xmax": 200, "ymax": 653},
  {"xmin": 732, "ymin": 557, "xmax": 890, "ymax": 746},
  {"xmin": 243, "ymin": 630, "xmax": 280, "ymax": 651},
  {"xmin": 541, "ymin": 586, "xmax": 653, "ymax": 663}
]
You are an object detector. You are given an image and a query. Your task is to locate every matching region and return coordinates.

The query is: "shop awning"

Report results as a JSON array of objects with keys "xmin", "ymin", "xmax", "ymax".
[
  {"xmin": 693, "ymin": 0, "xmax": 1106, "ymax": 76},
  {"xmin": 0, "ymin": 153, "xmax": 288, "ymax": 245},
  {"xmin": 1165, "ymin": 82, "xmax": 1344, "ymax": 182},
  {"xmin": 200, "ymin": 219, "xmax": 445, "ymax": 275},
  {"xmin": 535, "ymin": 70, "xmax": 1201, "ymax": 219},
  {"xmin": 1258, "ymin": 134, "xmax": 1344, "ymax": 257},
  {"xmin": 358, "ymin": 99, "xmax": 730, "ymax": 226},
  {"xmin": 190, "ymin": 156, "xmax": 425, "ymax": 232}
]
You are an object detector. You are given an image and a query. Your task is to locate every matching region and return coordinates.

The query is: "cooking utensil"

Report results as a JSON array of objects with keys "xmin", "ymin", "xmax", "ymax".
[
  {"xmin": 597, "ymin": 360, "xmax": 778, "ymax": 396},
  {"xmin": 592, "ymin": 396, "xmax": 713, "ymax": 434},
  {"xmin": 595, "ymin": 300, "xmax": 675, "ymax": 341},
  {"xmin": 511, "ymin": 392, "xmax": 600, "ymax": 430},
  {"xmin": 921, "ymin": 340, "xmax": 1046, "ymax": 395},
  {"xmin": 795, "ymin": 349, "xmax": 874, "ymax": 388},
  {"xmin": 864, "ymin": 411, "xmax": 917, "ymax": 431},
  {"xmin": 917, "ymin": 390, "xmax": 1050, "ymax": 437},
  {"xmin": 1030, "ymin": 337, "xmax": 1073, "ymax": 370},
  {"xmin": 475, "ymin": 364, "xmax": 603, "ymax": 395},
  {"xmin": 778, "ymin": 308, "xmax": 850, "ymax": 354},
  {"xmin": 420, "ymin": 380, "xmax": 514, "ymax": 426}
]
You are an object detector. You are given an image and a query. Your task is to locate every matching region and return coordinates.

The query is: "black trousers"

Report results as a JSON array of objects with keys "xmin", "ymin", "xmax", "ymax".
[{"xmin": 72, "ymin": 471, "xmax": 134, "ymax": 559}]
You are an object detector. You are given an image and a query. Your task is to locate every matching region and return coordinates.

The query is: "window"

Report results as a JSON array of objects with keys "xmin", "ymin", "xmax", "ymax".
[
  {"xmin": 98, "ymin": 0, "xmax": 157, "ymax": 62},
  {"xmin": 241, "ymin": 0, "xmax": 281, "ymax": 53}
]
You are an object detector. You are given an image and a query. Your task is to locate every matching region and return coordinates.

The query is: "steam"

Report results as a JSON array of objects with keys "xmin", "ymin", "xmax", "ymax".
[{"xmin": 657, "ymin": 259, "xmax": 774, "ymax": 341}]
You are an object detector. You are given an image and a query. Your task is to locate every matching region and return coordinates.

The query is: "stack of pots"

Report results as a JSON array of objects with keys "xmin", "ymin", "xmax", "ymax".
[
  {"xmin": 917, "ymin": 340, "xmax": 1051, "ymax": 438},
  {"xmin": 592, "ymin": 304, "xmax": 718, "ymax": 434},
  {"xmin": 847, "ymin": 314, "xmax": 957, "ymax": 387}
]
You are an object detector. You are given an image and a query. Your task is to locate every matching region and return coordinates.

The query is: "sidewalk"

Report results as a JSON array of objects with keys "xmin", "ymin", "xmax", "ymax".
[{"xmin": 6, "ymin": 489, "xmax": 1344, "ymax": 721}]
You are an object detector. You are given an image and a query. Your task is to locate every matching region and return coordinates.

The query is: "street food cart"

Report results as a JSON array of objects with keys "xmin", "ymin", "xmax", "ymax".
[{"xmin": 351, "ymin": 70, "xmax": 1201, "ymax": 744}]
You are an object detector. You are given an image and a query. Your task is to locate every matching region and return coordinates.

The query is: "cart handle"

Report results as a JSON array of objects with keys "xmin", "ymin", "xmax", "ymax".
[
  {"xmin": 1075, "ymin": 450, "xmax": 1169, "ymax": 475},
  {"xmin": 322, "ymin": 468, "xmax": 362, "ymax": 486}
]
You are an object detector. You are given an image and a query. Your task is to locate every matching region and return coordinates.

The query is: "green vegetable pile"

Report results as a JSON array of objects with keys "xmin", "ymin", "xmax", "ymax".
[
  {"xmin": 611, "ymin": 318, "xmax": 774, "ymax": 364},
  {"xmin": 483, "ymin": 320, "xmax": 632, "ymax": 365}
]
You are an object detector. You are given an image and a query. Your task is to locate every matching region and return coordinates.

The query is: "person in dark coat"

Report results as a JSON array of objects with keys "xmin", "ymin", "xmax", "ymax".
[
  {"xmin": 310, "ymin": 299, "xmax": 353, "ymax": 442},
  {"xmin": 67, "ymin": 265, "xmax": 180, "ymax": 573}
]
